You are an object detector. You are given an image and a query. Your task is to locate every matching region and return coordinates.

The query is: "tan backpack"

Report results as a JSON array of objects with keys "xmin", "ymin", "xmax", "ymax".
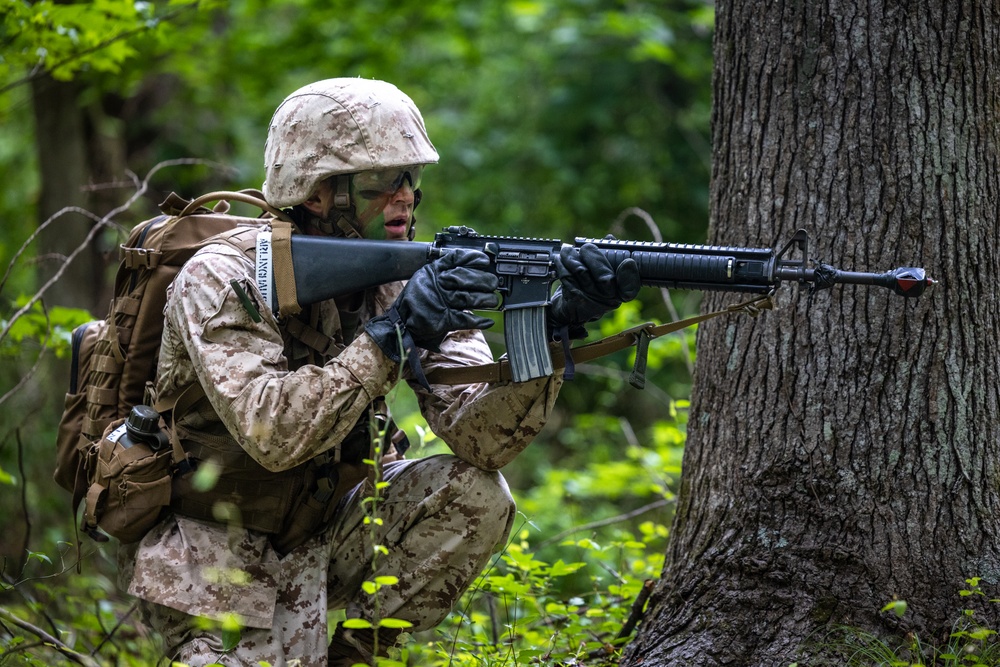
[{"xmin": 54, "ymin": 190, "xmax": 291, "ymax": 542}]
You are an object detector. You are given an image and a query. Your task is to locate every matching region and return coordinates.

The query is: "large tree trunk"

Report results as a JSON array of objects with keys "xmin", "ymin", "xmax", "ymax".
[
  {"xmin": 31, "ymin": 75, "xmax": 125, "ymax": 314},
  {"xmin": 623, "ymin": 1, "xmax": 1000, "ymax": 665}
]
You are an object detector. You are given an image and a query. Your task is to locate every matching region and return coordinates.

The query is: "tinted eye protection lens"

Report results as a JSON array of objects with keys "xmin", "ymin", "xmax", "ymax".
[{"xmin": 353, "ymin": 166, "xmax": 423, "ymax": 200}]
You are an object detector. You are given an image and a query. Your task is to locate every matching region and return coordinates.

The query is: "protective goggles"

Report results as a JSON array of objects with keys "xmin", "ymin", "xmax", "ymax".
[{"xmin": 352, "ymin": 165, "xmax": 424, "ymax": 200}]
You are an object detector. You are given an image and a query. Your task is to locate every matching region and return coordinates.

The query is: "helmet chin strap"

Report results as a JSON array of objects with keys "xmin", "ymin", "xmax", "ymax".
[
  {"xmin": 306, "ymin": 175, "xmax": 416, "ymax": 240},
  {"xmin": 407, "ymin": 188, "xmax": 422, "ymax": 241}
]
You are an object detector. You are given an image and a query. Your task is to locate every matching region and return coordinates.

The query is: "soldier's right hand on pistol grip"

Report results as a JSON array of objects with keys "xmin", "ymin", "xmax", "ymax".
[{"xmin": 366, "ymin": 248, "xmax": 499, "ymax": 359}]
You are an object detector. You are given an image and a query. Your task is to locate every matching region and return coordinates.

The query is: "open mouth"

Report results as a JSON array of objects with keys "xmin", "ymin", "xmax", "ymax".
[{"xmin": 384, "ymin": 218, "xmax": 409, "ymax": 237}]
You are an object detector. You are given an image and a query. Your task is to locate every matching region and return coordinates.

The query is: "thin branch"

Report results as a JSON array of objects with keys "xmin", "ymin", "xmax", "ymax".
[
  {"xmin": 533, "ymin": 498, "xmax": 674, "ymax": 551},
  {"xmin": 0, "ymin": 308, "xmax": 52, "ymax": 410},
  {"xmin": 0, "ymin": 606, "xmax": 103, "ymax": 667},
  {"xmin": 572, "ymin": 362, "xmax": 675, "ymax": 407},
  {"xmin": 15, "ymin": 430, "xmax": 31, "ymax": 575},
  {"xmin": 0, "ymin": 3, "xmax": 201, "ymax": 96},
  {"xmin": 611, "ymin": 207, "xmax": 664, "ymax": 243},
  {"xmin": 91, "ymin": 601, "xmax": 139, "ymax": 656},
  {"xmin": 615, "ymin": 578, "xmax": 654, "ymax": 640},
  {"xmin": 578, "ymin": 579, "xmax": 656, "ymax": 664},
  {"xmin": 0, "ymin": 157, "xmax": 229, "ymax": 348}
]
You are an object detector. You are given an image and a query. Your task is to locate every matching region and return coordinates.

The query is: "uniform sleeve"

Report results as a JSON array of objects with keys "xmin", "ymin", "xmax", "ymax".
[
  {"xmin": 163, "ymin": 245, "xmax": 401, "ymax": 472},
  {"xmin": 410, "ymin": 329, "xmax": 563, "ymax": 471}
]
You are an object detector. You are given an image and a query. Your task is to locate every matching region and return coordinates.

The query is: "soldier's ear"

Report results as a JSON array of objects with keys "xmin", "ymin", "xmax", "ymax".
[
  {"xmin": 302, "ymin": 193, "xmax": 324, "ymax": 216},
  {"xmin": 302, "ymin": 180, "xmax": 332, "ymax": 217}
]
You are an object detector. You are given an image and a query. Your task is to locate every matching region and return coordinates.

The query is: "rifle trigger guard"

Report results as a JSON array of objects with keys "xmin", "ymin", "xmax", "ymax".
[{"xmin": 629, "ymin": 327, "xmax": 653, "ymax": 390}]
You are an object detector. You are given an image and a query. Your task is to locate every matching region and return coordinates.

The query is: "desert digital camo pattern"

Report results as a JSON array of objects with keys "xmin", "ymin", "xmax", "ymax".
[
  {"xmin": 128, "ymin": 456, "xmax": 514, "ymax": 666},
  {"xmin": 263, "ymin": 78, "xmax": 440, "ymax": 208},
  {"xmin": 122, "ymin": 237, "xmax": 561, "ymax": 664}
]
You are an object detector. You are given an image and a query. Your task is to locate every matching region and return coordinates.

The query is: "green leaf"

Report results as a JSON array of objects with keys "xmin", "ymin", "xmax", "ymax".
[
  {"xmin": 0, "ymin": 465, "xmax": 16, "ymax": 486},
  {"xmin": 374, "ymin": 575, "xmax": 399, "ymax": 586},
  {"xmin": 880, "ymin": 600, "xmax": 907, "ymax": 617},
  {"xmin": 378, "ymin": 618, "xmax": 414, "ymax": 629},
  {"xmin": 27, "ymin": 551, "xmax": 51, "ymax": 565},
  {"xmin": 222, "ymin": 626, "xmax": 241, "ymax": 651},
  {"xmin": 191, "ymin": 459, "xmax": 221, "ymax": 492},
  {"xmin": 549, "ymin": 560, "xmax": 586, "ymax": 577},
  {"xmin": 342, "ymin": 618, "xmax": 373, "ymax": 629}
]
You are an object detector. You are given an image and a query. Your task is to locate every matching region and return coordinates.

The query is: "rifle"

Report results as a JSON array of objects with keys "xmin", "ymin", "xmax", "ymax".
[{"xmin": 272, "ymin": 226, "xmax": 934, "ymax": 383}]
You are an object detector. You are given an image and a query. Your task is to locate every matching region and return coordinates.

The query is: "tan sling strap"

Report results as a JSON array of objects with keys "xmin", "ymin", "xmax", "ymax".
[
  {"xmin": 424, "ymin": 292, "xmax": 776, "ymax": 387},
  {"xmin": 209, "ymin": 225, "xmax": 339, "ymax": 362},
  {"xmin": 179, "ymin": 191, "xmax": 302, "ymax": 318},
  {"xmin": 270, "ymin": 220, "xmax": 301, "ymax": 318}
]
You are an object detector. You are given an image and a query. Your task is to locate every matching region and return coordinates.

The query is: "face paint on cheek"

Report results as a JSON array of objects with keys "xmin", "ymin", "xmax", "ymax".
[
  {"xmin": 353, "ymin": 194, "xmax": 391, "ymax": 240},
  {"xmin": 363, "ymin": 214, "xmax": 389, "ymax": 240}
]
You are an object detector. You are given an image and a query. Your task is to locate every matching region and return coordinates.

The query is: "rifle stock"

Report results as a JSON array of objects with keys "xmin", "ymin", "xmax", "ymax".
[{"xmin": 281, "ymin": 226, "xmax": 934, "ymax": 382}]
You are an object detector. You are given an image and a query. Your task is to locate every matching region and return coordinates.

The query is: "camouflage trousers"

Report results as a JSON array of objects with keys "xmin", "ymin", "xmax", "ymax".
[{"xmin": 141, "ymin": 455, "xmax": 516, "ymax": 666}]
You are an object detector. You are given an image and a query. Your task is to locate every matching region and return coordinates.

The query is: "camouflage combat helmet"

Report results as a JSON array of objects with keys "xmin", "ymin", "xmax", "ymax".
[{"xmin": 263, "ymin": 78, "xmax": 439, "ymax": 209}]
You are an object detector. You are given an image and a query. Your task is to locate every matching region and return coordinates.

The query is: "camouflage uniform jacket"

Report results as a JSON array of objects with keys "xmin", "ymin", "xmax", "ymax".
[{"xmin": 118, "ymin": 239, "xmax": 561, "ymax": 627}]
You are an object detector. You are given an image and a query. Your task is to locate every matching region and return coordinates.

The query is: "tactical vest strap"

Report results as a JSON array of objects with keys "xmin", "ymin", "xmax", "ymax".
[{"xmin": 283, "ymin": 316, "xmax": 345, "ymax": 360}]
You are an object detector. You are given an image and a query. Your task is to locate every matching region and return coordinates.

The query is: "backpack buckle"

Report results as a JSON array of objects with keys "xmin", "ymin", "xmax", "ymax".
[{"xmin": 121, "ymin": 246, "xmax": 162, "ymax": 270}]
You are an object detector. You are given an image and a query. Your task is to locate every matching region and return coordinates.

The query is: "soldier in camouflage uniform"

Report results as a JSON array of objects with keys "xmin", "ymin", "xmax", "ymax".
[{"xmin": 119, "ymin": 78, "xmax": 639, "ymax": 666}]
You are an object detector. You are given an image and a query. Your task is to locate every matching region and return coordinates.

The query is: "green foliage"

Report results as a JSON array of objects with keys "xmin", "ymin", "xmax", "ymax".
[
  {"xmin": 0, "ymin": 0, "xmax": 205, "ymax": 87},
  {"xmin": 0, "ymin": 543, "xmax": 161, "ymax": 666},
  {"xmin": 0, "ymin": 0, "xmax": 713, "ymax": 664},
  {"xmin": 0, "ymin": 299, "xmax": 92, "ymax": 358},
  {"xmin": 405, "ymin": 521, "xmax": 668, "ymax": 666},
  {"xmin": 798, "ymin": 580, "xmax": 1000, "ymax": 667}
]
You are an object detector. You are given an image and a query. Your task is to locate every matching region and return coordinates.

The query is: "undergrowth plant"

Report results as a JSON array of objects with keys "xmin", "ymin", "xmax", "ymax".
[
  {"xmin": 402, "ymin": 519, "xmax": 669, "ymax": 666},
  {"xmin": 795, "ymin": 578, "xmax": 1000, "ymax": 667}
]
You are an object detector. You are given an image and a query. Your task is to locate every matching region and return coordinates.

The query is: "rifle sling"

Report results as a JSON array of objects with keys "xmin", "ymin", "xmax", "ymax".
[
  {"xmin": 271, "ymin": 221, "xmax": 300, "ymax": 318},
  {"xmin": 424, "ymin": 292, "xmax": 775, "ymax": 386}
]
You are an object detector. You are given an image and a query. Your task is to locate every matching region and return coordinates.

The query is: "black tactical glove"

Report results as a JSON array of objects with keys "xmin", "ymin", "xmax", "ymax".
[
  {"xmin": 366, "ymin": 248, "xmax": 499, "ymax": 366},
  {"xmin": 548, "ymin": 243, "xmax": 641, "ymax": 339}
]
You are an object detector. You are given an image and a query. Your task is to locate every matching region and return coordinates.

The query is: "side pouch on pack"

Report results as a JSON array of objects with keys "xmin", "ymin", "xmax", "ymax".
[
  {"xmin": 82, "ymin": 407, "xmax": 177, "ymax": 543},
  {"xmin": 55, "ymin": 320, "xmax": 106, "ymax": 507}
]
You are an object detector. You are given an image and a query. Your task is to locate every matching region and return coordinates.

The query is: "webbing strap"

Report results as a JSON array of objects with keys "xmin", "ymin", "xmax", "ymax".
[
  {"xmin": 121, "ymin": 247, "xmax": 163, "ymax": 270},
  {"xmin": 284, "ymin": 316, "xmax": 345, "ymax": 359},
  {"xmin": 115, "ymin": 296, "xmax": 141, "ymax": 316},
  {"xmin": 91, "ymin": 354, "xmax": 123, "ymax": 374},
  {"xmin": 271, "ymin": 221, "xmax": 301, "ymax": 318},
  {"xmin": 154, "ymin": 383, "xmax": 207, "ymax": 469},
  {"xmin": 424, "ymin": 293, "xmax": 776, "ymax": 385},
  {"xmin": 86, "ymin": 385, "xmax": 117, "ymax": 407},
  {"xmin": 103, "ymin": 314, "xmax": 126, "ymax": 365},
  {"xmin": 83, "ymin": 416, "xmax": 113, "ymax": 441}
]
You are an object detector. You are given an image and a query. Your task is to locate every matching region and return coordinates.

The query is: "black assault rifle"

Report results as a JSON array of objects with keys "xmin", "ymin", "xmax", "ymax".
[{"xmin": 281, "ymin": 226, "xmax": 934, "ymax": 382}]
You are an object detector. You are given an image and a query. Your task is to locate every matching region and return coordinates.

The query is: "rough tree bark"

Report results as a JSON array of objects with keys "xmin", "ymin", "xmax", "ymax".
[{"xmin": 623, "ymin": 1, "xmax": 1000, "ymax": 665}]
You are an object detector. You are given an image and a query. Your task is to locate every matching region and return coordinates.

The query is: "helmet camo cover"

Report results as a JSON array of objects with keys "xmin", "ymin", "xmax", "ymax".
[{"xmin": 263, "ymin": 78, "xmax": 439, "ymax": 208}]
